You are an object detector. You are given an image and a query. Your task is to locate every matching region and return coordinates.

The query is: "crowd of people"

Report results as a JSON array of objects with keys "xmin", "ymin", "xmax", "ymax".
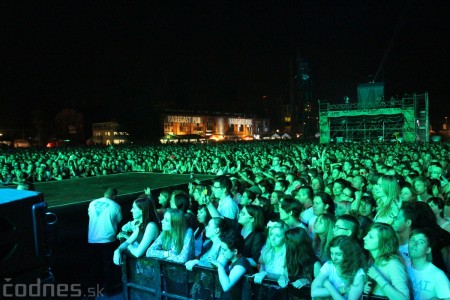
[{"xmin": 7, "ymin": 140, "xmax": 450, "ymax": 299}]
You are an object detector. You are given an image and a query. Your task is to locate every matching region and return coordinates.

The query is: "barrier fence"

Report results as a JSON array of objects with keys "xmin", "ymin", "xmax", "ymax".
[{"xmin": 121, "ymin": 253, "xmax": 312, "ymax": 300}]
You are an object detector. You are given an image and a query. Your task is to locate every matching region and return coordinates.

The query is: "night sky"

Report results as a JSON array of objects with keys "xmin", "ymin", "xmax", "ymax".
[{"xmin": 1, "ymin": 1, "xmax": 449, "ymax": 137}]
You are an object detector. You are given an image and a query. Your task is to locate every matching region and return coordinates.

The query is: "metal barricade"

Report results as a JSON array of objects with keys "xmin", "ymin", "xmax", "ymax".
[
  {"xmin": 122, "ymin": 254, "xmax": 225, "ymax": 300},
  {"xmin": 243, "ymin": 276, "xmax": 311, "ymax": 300},
  {"xmin": 122, "ymin": 253, "xmax": 313, "ymax": 300}
]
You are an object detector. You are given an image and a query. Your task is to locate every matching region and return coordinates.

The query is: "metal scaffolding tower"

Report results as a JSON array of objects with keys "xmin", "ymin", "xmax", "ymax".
[{"xmin": 318, "ymin": 93, "xmax": 429, "ymax": 143}]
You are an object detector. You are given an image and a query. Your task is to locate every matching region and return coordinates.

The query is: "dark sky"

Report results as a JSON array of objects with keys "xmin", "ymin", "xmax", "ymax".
[{"xmin": 1, "ymin": 1, "xmax": 449, "ymax": 131}]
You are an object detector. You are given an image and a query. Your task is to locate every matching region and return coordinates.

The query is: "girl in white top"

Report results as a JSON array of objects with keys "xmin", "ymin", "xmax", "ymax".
[
  {"xmin": 146, "ymin": 208, "xmax": 194, "ymax": 263},
  {"xmin": 253, "ymin": 220, "xmax": 290, "ymax": 285},
  {"xmin": 311, "ymin": 236, "xmax": 366, "ymax": 300},
  {"xmin": 363, "ymin": 222, "xmax": 411, "ymax": 300}
]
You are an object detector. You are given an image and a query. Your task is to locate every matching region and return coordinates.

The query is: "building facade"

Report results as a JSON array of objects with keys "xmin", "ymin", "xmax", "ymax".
[
  {"xmin": 92, "ymin": 122, "xmax": 129, "ymax": 145},
  {"xmin": 162, "ymin": 112, "xmax": 270, "ymax": 140}
]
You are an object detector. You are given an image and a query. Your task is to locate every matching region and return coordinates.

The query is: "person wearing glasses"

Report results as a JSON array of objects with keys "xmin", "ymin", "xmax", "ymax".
[
  {"xmin": 206, "ymin": 176, "xmax": 239, "ymax": 221},
  {"xmin": 333, "ymin": 215, "xmax": 360, "ymax": 240}
]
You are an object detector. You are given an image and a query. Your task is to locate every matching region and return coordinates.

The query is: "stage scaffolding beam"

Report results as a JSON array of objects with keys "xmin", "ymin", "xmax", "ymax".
[{"xmin": 319, "ymin": 93, "xmax": 429, "ymax": 143}]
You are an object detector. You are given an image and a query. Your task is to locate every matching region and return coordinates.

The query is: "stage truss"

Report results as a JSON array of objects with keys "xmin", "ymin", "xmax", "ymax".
[{"xmin": 319, "ymin": 93, "xmax": 429, "ymax": 143}]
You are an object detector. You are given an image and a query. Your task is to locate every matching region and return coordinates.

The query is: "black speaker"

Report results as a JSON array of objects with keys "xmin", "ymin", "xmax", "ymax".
[{"xmin": 0, "ymin": 189, "xmax": 54, "ymax": 279}]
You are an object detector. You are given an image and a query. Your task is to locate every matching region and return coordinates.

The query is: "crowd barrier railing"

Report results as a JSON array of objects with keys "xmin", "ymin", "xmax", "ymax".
[{"xmin": 121, "ymin": 253, "xmax": 313, "ymax": 300}]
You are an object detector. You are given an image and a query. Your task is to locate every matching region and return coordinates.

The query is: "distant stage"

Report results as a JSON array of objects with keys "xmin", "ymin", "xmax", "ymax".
[{"xmin": 34, "ymin": 172, "xmax": 215, "ymax": 208}]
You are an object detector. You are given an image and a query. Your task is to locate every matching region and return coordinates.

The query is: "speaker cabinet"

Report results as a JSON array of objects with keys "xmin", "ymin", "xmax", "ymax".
[{"xmin": 0, "ymin": 189, "xmax": 49, "ymax": 278}]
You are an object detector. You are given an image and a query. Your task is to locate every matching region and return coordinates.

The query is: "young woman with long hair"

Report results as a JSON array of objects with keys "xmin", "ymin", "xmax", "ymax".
[
  {"xmin": 191, "ymin": 204, "xmax": 212, "ymax": 258},
  {"xmin": 238, "ymin": 205, "xmax": 266, "ymax": 268},
  {"xmin": 313, "ymin": 213, "xmax": 336, "ymax": 264},
  {"xmin": 363, "ymin": 223, "xmax": 411, "ymax": 299},
  {"xmin": 253, "ymin": 220, "xmax": 290, "ymax": 285},
  {"xmin": 146, "ymin": 208, "xmax": 194, "ymax": 263},
  {"xmin": 280, "ymin": 227, "xmax": 321, "ymax": 291},
  {"xmin": 309, "ymin": 192, "xmax": 335, "ymax": 237},
  {"xmin": 170, "ymin": 191, "xmax": 197, "ymax": 230},
  {"xmin": 311, "ymin": 236, "xmax": 366, "ymax": 299},
  {"xmin": 113, "ymin": 196, "xmax": 159, "ymax": 265},
  {"xmin": 185, "ymin": 217, "xmax": 228, "ymax": 270},
  {"xmin": 373, "ymin": 175, "xmax": 401, "ymax": 225}
]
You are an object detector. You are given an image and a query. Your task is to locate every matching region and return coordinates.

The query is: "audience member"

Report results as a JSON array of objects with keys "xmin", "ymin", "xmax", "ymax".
[
  {"xmin": 311, "ymin": 236, "xmax": 366, "ymax": 299},
  {"xmin": 113, "ymin": 197, "xmax": 159, "ymax": 264},
  {"xmin": 208, "ymin": 229, "xmax": 253, "ymax": 299},
  {"xmin": 408, "ymin": 228, "xmax": 450, "ymax": 300},
  {"xmin": 87, "ymin": 187, "xmax": 122, "ymax": 296},
  {"xmin": 185, "ymin": 217, "xmax": 228, "ymax": 269},
  {"xmin": 363, "ymin": 223, "xmax": 411, "ymax": 299},
  {"xmin": 313, "ymin": 213, "xmax": 336, "ymax": 263},
  {"xmin": 253, "ymin": 220, "xmax": 289, "ymax": 285},
  {"xmin": 281, "ymin": 227, "xmax": 320, "ymax": 290},
  {"xmin": 146, "ymin": 208, "xmax": 194, "ymax": 263},
  {"xmin": 192, "ymin": 204, "xmax": 211, "ymax": 257},
  {"xmin": 373, "ymin": 175, "xmax": 401, "ymax": 225},
  {"xmin": 237, "ymin": 205, "xmax": 266, "ymax": 267},
  {"xmin": 428, "ymin": 197, "xmax": 450, "ymax": 232}
]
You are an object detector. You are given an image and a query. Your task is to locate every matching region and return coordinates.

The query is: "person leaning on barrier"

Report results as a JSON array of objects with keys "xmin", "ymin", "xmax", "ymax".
[
  {"xmin": 191, "ymin": 204, "xmax": 212, "ymax": 258},
  {"xmin": 208, "ymin": 229, "xmax": 253, "ymax": 299},
  {"xmin": 185, "ymin": 217, "xmax": 228, "ymax": 270},
  {"xmin": 311, "ymin": 236, "xmax": 366, "ymax": 300},
  {"xmin": 253, "ymin": 220, "xmax": 289, "ymax": 286},
  {"xmin": 113, "ymin": 196, "xmax": 159, "ymax": 265},
  {"xmin": 185, "ymin": 217, "xmax": 229, "ymax": 299},
  {"xmin": 146, "ymin": 208, "xmax": 194, "ymax": 263},
  {"xmin": 117, "ymin": 196, "xmax": 145, "ymax": 242},
  {"xmin": 279, "ymin": 227, "xmax": 320, "ymax": 290}
]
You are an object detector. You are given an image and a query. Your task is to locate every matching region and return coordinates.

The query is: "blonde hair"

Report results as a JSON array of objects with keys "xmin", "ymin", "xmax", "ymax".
[
  {"xmin": 376, "ymin": 175, "xmax": 401, "ymax": 222},
  {"xmin": 260, "ymin": 220, "xmax": 289, "ymax": 267},
  {"xmin": 161, "ymin": 209, "xmax": 187, "ymax": 253}
]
